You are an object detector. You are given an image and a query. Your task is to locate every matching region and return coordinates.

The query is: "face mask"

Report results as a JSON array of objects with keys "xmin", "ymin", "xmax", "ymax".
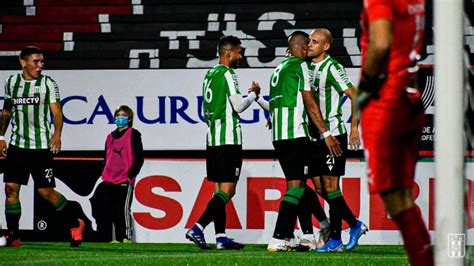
[{"xmin": 114, "ymin": 116, "xmax": 129, "ymax": 128}]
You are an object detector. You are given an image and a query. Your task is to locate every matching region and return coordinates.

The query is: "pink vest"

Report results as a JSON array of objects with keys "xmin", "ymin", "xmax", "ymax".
[{"xmin": 102, "ymin": 128, "xmax": 136, "ymax": 185}]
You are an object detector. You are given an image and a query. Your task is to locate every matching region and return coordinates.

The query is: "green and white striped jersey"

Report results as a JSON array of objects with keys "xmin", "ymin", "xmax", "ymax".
[
  {"xmin": 203, "ymin": 64, "xmax": 242, "ymax": 146},
  {"xmin": 269, "ymin": 56, "xmax": 311, "ymax": 141},
  {"xmin": 309, "ymin": 55, "xmax": 353, "ymax": 138},
  {"xmin": 4, "ymin": 73, "xmax": 60, "ymax": 149}
]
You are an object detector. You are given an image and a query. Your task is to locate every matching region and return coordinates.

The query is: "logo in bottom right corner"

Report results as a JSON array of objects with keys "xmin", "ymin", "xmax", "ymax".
[{"xmin": 447, "ymin": 234, "xmax": 466, "ymax": 259}]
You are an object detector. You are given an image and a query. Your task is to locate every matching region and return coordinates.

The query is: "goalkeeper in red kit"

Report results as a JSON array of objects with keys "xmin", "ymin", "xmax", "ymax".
[{"xmin": 357, "ymin": 0, "xmax": 433, "ymax": 265}]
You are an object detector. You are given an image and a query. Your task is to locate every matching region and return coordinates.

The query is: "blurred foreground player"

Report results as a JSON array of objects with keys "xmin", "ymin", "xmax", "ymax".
[{"xmin": 358, "ymin": 0, "xmax": 433, "ymax": 265}]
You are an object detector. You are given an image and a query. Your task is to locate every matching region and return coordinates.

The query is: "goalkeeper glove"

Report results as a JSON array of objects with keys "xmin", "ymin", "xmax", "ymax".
[{"xmin": 356, "ymin": 72, "xmax": 387, "ymax": 111}]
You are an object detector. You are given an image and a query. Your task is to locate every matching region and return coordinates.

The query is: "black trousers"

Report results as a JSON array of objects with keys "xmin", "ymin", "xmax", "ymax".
[{"xmin": 93, "ymin": 181, "xmax": 134, "ymax": 242}]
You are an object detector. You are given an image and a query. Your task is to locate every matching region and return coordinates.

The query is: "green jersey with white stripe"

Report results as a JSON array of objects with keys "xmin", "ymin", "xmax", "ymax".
[
  {"xmin": 269, "ymin": 56, "xmax": 311, "ymax": 141},
  {"xmin": 4, "ymin": 73, "xmax": 61, "ymax": 149},
  {"xmin": 203, "ymin": 64, "xmax": 242, "ymax": 146},
  {"xmin": 309, "ymin": 55, "xmax": 353, "ymax": 138}
]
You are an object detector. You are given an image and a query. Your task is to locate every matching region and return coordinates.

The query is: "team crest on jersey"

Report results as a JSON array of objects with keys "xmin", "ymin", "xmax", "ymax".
[{"xmin": 12, "ymin": 96, "xmax": 40, "ymax": 105}]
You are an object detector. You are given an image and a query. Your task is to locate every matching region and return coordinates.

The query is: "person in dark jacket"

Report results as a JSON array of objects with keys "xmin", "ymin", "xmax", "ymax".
[{"xmin": 94, "ymin": 105, "xmax": 144, "ymax": 243}]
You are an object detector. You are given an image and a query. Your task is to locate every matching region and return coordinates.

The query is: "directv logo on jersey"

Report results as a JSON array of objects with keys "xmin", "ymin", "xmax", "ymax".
[{"xmin": 12, "ymin": 96, "xmax": 40, "ymax": 105}]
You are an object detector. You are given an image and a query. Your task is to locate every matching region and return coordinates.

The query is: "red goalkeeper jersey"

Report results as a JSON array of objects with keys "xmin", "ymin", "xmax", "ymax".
[{"xmin": 360, "ymin": 0, "xmax": 425, "ymax": 77}]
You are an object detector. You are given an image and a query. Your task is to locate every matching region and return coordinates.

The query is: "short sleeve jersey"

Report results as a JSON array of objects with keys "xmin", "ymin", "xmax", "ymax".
[
  {"xmin": 360, "ymin": 0, "xmax": 425, "ymax": 76},
  {"xmin": 269, "ymin": 56, "xmax": 311, "ymax": 141},
  {"xmin": 309, "ymin": 55, "xmax": 353, "ymax": 137},
  {"xmin": 4, "ymin": 74, "xmax": 60, "ymax": 149},
  {"xmin": 203, "ymin": 64, "xmax": 242, "ymax": 146}
]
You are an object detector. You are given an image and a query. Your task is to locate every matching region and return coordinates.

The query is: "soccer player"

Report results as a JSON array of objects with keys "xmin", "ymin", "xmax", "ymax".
[
  {"xmin": 0, "ymin": 46, "xmax": 86, "ymax": 247},
  {"xmin": 94, "ymin": 105, "xmax": 144, "ymax": 243},
  {"xmin": 267, "ymin": 31, "xmax": 341, "ymax": 252},
  {"xmin": 186, "ymin": 36, "xmax": 259, "ymax": 250},
  {"xmin": 302, "ymin": 28, "xmax": 368, "ymax": 252},
  {"xmin": 358, "ymin": 0, "xmax": 433, "ymax": 264}
]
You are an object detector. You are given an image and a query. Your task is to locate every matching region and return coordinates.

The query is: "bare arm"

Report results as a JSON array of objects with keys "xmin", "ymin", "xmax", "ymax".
[
  {"xmin": 301, "ymin": 90, "xmax": 342, "ymax": 157},
  {"xmin": 357, "ymin": 18, "xmax": 392, "ymax": 109},
  {"xmin": 344, "ymin": 87, "xmax": 360, "ymax": 150},
  {"xmin": 49, "ymin": 102, "xmax": 63, "ymax": 154},
  {"xmin": 363, "ymin": 19, "xmax": 392, "ymax": 77},
  {"xmin": 0, "ymin": 100, "xmax": 13, "ymax": 156},
  {"xmin": 302, "ymin": 90, "xmax": 328, "ymax": 133}
]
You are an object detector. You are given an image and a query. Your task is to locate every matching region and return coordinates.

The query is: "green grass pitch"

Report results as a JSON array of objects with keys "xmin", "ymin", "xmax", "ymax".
[{"xmin": 1, "ymin": 243, "xmax": 472, "ymax": 265}]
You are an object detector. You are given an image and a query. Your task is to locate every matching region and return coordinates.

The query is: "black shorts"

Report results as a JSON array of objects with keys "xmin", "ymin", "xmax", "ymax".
[
  {"xmin": 206, "ymin": 145, "xmax": 242, "ymax": 183},
  {"xmin": 273, "ymin": 137, "xmax": 310, "ymax": 181},
  {"xmin": 4, "ymin": 145, "xmax": 56, "ymax": 188},
  {"xmin": 309, "ymin": 133, "xmax": 347, "ymax": 177}
]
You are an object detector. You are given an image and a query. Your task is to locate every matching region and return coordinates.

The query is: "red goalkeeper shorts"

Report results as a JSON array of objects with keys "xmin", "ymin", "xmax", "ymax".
[{"xmin": 360, "ymin": 79, "xmax": 425, "ymax": 194}]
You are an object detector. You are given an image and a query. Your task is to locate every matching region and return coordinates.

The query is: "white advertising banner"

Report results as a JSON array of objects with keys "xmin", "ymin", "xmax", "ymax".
[
  {"xmin": 130, "ymin": 160, "xmax": 474, "ymax": 245},
  {"xmin": 0, "ymin": 69, "xmax": 359, "ymax": 150},
  {"xmin": 2, "ymin": 160, "xmax": 472, "ymax": 245}
]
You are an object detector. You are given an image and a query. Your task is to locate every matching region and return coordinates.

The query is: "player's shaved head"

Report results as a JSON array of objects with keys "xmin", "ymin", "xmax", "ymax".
[
  {"xmin": 312, "ymin": 28, "xmax": 333, "ymax": 45},
  {"xmin": 287, "ymin": 31, "xmax": 309, "ymax": 52}
]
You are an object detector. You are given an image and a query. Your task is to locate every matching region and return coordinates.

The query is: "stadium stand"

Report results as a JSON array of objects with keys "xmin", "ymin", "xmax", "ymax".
[{"xmin": 0, "ymin": 0, "xmax": 472, "ymax": 69}]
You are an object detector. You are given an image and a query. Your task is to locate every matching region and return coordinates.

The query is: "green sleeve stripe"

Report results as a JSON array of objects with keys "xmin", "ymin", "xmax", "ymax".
[
  {"xmin": 331, "ymin": 63, "xmax": 352, "ymax": 91},
  {"xmin": 46, "ymin": 76, "xmax": 60, "ymax": 103}
]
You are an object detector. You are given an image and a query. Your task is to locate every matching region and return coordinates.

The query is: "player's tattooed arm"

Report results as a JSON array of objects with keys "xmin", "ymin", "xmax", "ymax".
[{"xmin": 301, "ymin": 90, "xmax": 342, "ymax": 157}]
